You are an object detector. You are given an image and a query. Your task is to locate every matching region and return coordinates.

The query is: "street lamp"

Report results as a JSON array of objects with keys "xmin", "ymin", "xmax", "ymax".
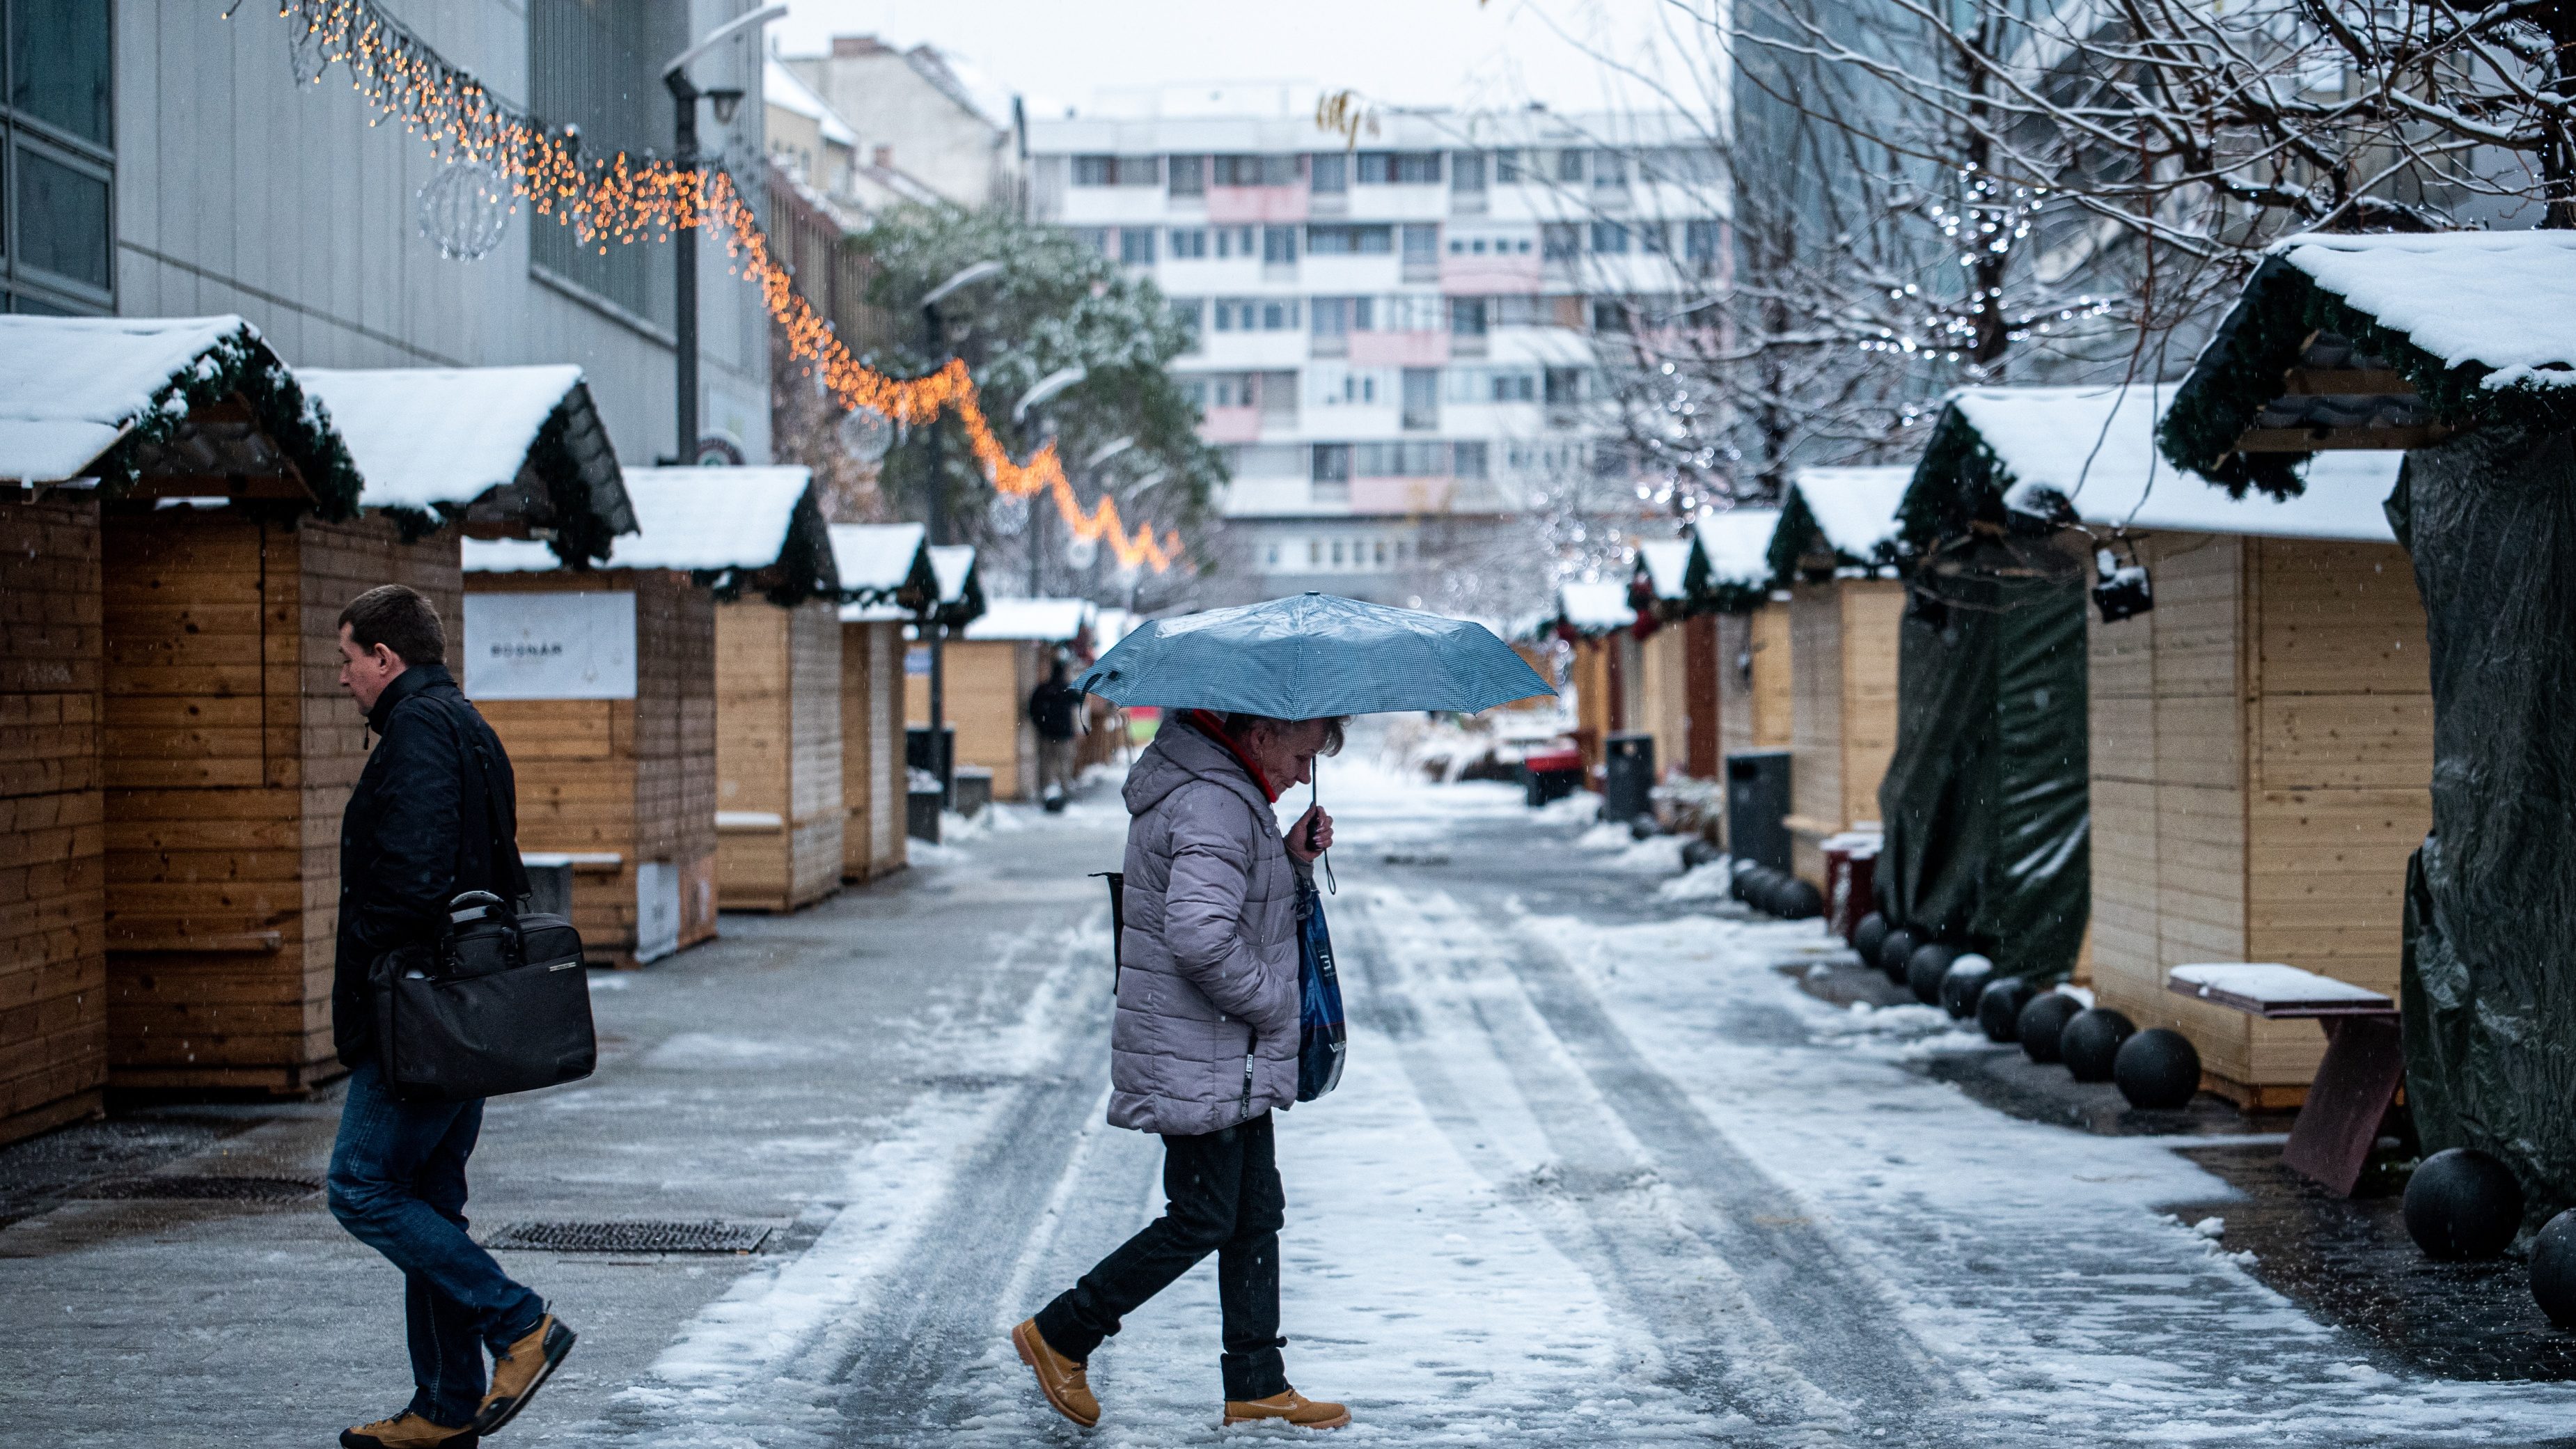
[
  {"xmin": 1015, "ymin": 366, "xmax": 1088, "ymax": 595},
  {"xmin": 919, "ymin": 259, "xmax": 1005, "ymax": 804},
  {"xmin": 662, "ymin": 3, "xmax": 787, "ymax": 464}
]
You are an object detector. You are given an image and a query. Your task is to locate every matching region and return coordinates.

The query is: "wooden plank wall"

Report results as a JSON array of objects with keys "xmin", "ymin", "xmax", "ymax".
[
  {"xmin": 2087, "ymin": 534, "xmax": 2432, "ymax": 1099},
  {"xmin": 1714, "ymin": 613, "xmax": 1753, "ymax": 769},
  {"xmin": 1572, "ymin": 641, "xmax": 1610, "ymax": 772},
  {"xmin": 1836, "ymin": 580, "xmax": 1904, "ymax": 829},
  {"xmin": 0, "ymin": 497, "xmax": 107, "ymax": 1143},
  {"xmin": 1750, "ymin": 603, "xmax": 1793, "ymax": 749},
  {"xmin": 934, "ymin": 640, "xmax": 1041, "ymax": 801},
  {"xmin": 1787, "ymin": 585, "xmax": 1844, "ymax": 883},
  {"xmin": 102, "ymin": 511, "xmax": 461, "ymax": 1094},
  {"xmin": 715, "ymin": 600, "xmax": 843, "ymax": 912},
  {"xmin": 840, "ymin": 620, "xmax": 910, "ymax": 881},
  {"xmin": 1683, "ymin": 614, "xmax": 1720, "ymax": 779},
  {"xmin": 1635, "ymin": 625, "xmax": 1690, "ymax": 781},
  {"xmin": 470, "ymin": 571, "xmax": 716, "ymax": 966}
]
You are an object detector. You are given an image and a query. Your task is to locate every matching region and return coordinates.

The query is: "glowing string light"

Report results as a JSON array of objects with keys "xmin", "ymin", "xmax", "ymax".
[{"xmin": 260, "ymin": 0, "xmax": 1184, "ymax": 574}]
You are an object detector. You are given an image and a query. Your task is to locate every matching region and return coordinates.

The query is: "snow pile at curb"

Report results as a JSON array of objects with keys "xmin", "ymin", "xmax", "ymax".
[{"xmin": 1657, "ymin": 859, "xmax": 1736, "ymax": 900}]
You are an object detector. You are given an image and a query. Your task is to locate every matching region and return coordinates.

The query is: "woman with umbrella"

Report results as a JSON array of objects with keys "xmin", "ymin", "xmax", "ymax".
[{"xmin": 1010, "ymin": 595, "xmax": 1550, "ymax": 1432}]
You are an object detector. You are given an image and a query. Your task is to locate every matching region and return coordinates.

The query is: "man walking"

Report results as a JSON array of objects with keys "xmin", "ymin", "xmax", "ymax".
[
  {"xmin": 1028, "ymin": 656, "xmax": 1085, "ymax": 811},
  {"xmin": 324, "ymin": 585, "xmax": 574, "ymax": 1449},
  {"xmin": 1013, "ymin": 709, "xmax": 1349, "ymax": 1430}
]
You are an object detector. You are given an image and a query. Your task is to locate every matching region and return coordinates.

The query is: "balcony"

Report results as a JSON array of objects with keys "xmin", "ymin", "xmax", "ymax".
[
  {"xmin": 1346, "ymin": 331, "xmax": 1448, "ymax": 367},
  {"xmin": 1200, "ymin": 405, "xmax": 1264, "ymax": 444},
  {"xmin": 1351, "ymin": 475, "xmax": 1453, "ymax": 513},
  {"xmin": 1206, "ymin": 186, "xmax": 1309, "ymax": 224}
]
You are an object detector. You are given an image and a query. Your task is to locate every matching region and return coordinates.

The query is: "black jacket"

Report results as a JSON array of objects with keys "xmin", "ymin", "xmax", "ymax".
[
  {"xmin": 1030, "ymin": 679, "xmax": 1084, "ymax": 741},
  {"xmin": 333, "ymin": 664, "xmax": 526, "ymax": 1065}
]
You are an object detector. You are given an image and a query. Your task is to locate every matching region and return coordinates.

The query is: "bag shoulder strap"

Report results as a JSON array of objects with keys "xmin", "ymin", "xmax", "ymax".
[{"xmin": 447, "ymin": 701, "xmax": 531, "ymax": 909}]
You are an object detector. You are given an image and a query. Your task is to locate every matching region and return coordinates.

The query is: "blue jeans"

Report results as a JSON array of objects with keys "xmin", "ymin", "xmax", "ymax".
[{"xmin": 328, "ymin": 1060, "xmax": 546, "ymax": 1426}]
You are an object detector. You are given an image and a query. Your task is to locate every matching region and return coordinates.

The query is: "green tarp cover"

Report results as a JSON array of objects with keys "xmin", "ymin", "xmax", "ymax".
[
  {"xmin": 1875, "ymin": 535, "xmax": 2090, "ymax": 982},
  {"xmin": 2394, "ymin": 426, "xmax": 2576, "ymax": 1215}
]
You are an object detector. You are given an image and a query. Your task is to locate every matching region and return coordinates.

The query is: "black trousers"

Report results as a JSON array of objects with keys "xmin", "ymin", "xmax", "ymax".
[{"xmin": 1035, "ymin": 1111, "xmax": 1289, "ymax": 1401}]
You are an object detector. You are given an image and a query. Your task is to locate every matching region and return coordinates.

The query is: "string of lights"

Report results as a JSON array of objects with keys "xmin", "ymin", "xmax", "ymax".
[{"xmin": 262, "ymin": 0, "xmax": 1182, "ymax": 573}]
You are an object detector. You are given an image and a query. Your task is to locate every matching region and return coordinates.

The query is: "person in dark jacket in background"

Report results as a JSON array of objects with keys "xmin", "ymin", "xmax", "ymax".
[
  {"xmin": 1029, "ymin": 657, "xmax": 1085, "ymax": 810},
  {"xmin": 324, "ymin": 585, "xmax": 574, "ymax": 1449}
]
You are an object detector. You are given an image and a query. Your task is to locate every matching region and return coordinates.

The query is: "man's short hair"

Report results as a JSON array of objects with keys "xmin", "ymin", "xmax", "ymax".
[{"xmin": 338, "ymin": 585, "xmax": 446, "ymax": 668}]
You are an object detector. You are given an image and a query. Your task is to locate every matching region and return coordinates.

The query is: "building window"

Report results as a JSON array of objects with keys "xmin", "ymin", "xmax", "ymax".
[
  {"xmin": 1331, "ymin": 540, "xmax": 1345, "ymax": 565},
  {"xmin": 1493, "ymin": 149, "xmax": 1523, "ymax": 183},
  {"xmin": 1379, "ymin": 293, "xmax": 1443, "ymax": 331},
  {"xmin": 1168, "ymin": 297, "xmax": 1204, "ymax": 343},
  {"xmin": 1169, "ymin": 155, "xmax": 1205, "ymax": 195},
  {"xmin": 1592, "ymin": 299, "xmax": 1630, "ymax": 332},
  {"xmin": 1312, "ymin": 444, "xmax": 1353, "ymax": 483},
  {"xmin": 1452, "ymin": 151, "xmax": 1486, "ymax": 191},
  {"xmin": 1309, "ymin": 540, "xmax": 1322, "ymax": 565},
  {"xmin": 1262, "ymin": 225, "xmax": 1298, "ymax": 264},
  {"xmin": 1400, "ymin": 368, "xmax": 1439, "ymax": 431},
  {"xmin": 3, "ymin": 0, "xmax": 114, "ymax": 313},
  {"xmin": 1493, "ymin": 295, "xmax": 1549, "ymax": 327},
  {"xmin": 1684, "ymin": 219, "xmax": 1722, "ymax": 260},
  {"xmin": 1449, "ymin": 297, "xmax": 1489, "ymax": 336},
  {"xmin": 1355, "ymin": 150, "xmax": 1442, "ymax": 184},
  {"xmin": 1310, "ymin": 152, "xmax": 1348, "ymax": 193},
  {"xmin": 1544, "ymin": 367, "xmax": 1585, "ymax": 405},
  {"xmin": 1590, "ymin": 221, "xmax": 1632, "ymax": 254},
  {"xmin": 1592, "ymin": 149, "xmax": 1629, "ymax": 187},
  {"xmin": 531, "ymin": 0, "xmax": 685, "ymax": 328},
  {"xmin": 1072, "ymin": 227, "xmax": 1110, "ymax": 256},
  {"xmin": 1541, "ymin": 224, "xmax": 1581, "ymax": 261},
  {"xmin": 1266, "ymin": 543, "xmax": 1282, "ymax": 567},
  {"xmin": 1305, "ymin": 224, "xmax": 1392, "ymax": 255},
  {"xmin": 1214, "ymin": 154, "xmax": 1296, "ymax": 187},
  {"xmin": 1354, "ymin": 441, "xmax": 1449, "ymax": 476},
  {"xmin": 1454, "ymin": 441, "xmax": 1490, "ymax": 479},
  {"xmin": 1556, "ymin": 149, "xmax": 1584, "ymax": 182},
  {"xmin": 1310, "ymin": 296, "xmax": 1374, "ymax": 337},
  {"xmin": 1213, "ymin": 225, "xmax": 1257, "ymax": 258},
  {"xmin": 1072, "ymin": 155, "xmax": 1159, "ymax": 186},
  {"xmin": 1491, "ymin": 371, "xmax": 1534, "ymax": 402},
  {"xmin": 1120, "ymin": 228, "xmax": 1157, "ymax": 265},
  {"xmin": 1074, "ymin": 155, "xmax": 1115, "ymax": 185},
  {"xmin": 1170, "ymin": 228, "xmax": 1209, "ymax": 259}
]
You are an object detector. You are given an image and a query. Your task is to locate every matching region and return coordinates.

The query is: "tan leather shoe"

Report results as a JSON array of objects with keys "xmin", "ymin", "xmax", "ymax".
[
  {"xmin": 1225, "ymin": 1390, "xmax": 1351, "ymax": 1429},
  {"xmin": 1012, "ymin": 1317, "xmax": 1101, "ymax": 1427},
  {"xmin": 473, "ymin": 1314, "xmax": 576, "ymax": 1434},
  {"xmin": 339, "ymin": 1411, "xmax": 478, "ymax": 1448}
]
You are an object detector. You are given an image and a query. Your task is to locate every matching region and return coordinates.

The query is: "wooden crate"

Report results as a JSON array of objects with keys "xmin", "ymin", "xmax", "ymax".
[
  {"xmin": 903, "ymin": 637, "xmax": 1041, "ymax": 801},
  {"xmin": 0, "ymin": 495, "xmax": 108, "ymax": 1143},
  {"xmin": 716, "ymin": 599, "xmax": 843, "ymax": 911},
  {"xmin": 101, "ymin": 508, "xmax": 462, "ymax": 1095},
  {"xmin": 2086, "ymin": 534, "xmax": 2432, "ymax": 1097},
  {"xmin": 840, "ymin": 616, "xmax": 908, "ymax": 881},
  {"xmin": 466, "ymin": 569, "xmax": 718, "ymax": 967},
  {"xmin": 1787, "ymin": 579, "xmax": 1902, "ymax": 884}
]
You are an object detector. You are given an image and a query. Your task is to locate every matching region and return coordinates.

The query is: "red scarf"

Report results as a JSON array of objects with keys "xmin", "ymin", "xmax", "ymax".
[{"xmin": 1185, "ymin": 710, "xmax": 1281, "ymax": 803}]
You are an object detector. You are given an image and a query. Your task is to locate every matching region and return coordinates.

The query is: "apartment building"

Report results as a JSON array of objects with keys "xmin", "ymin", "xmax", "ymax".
[
  {"xmin": 780, "ymin": 36, "xmax": 1025, "ymax": 212},
  {"xmin": 1026, "ymin": 97, "xmax": 1722, "ymax": 609}
]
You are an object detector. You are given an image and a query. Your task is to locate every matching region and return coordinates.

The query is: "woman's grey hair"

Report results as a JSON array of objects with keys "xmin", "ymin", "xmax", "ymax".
[{"xmin": 1222, "ymin": 713, "xmax": 1348, "ymax": 757}]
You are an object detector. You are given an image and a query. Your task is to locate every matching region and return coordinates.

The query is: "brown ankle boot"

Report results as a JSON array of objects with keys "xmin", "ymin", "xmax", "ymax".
[
  {"xmin": 473, "ymin": 1314, "xmax": 576, "ymax": 1433},
  {"xmin": 1225, "ymin": 1390, "xmax": 1351, "ymax": 1429},
  {"xmin": 1012, "ymin": 1318, "xmax": 1101, "ymax": 1427},
  {"xmin": 339, "ymin": 1411, "xmax": 478, "ymax": 1448}
]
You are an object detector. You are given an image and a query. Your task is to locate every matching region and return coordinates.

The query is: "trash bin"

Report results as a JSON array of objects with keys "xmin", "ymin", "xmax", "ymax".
[
  {"xmin": 1725, "ymin": 749, "xmax": 1792, "ymax": 872},
  {"xmin": 951, "ymin": 765, "xmax": 994, "ymax": 818},
  {"xmin": 906, "ymin": 766, "xmax": 944, "ymax": 844},
  {"xmin": 1603, "ymin": 733, "xmax": 1656, "ymax": 827},
  {"xmin": 906, "ymin": 724, "xmax": 955, "ymax": 806},
  {"xmin": 1523, "ymin": 746, "xmax": 1585, "ymax": 807},
  {"xmin": 1823, "ymin": 832, "xmax": 1881, "ymax": 943}
]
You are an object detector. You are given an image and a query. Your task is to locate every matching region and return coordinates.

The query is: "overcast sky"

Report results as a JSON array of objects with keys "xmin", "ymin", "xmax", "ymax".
[{"xmin": 767, "ymin": 0, "xmax": 1722, "ymax": 120}]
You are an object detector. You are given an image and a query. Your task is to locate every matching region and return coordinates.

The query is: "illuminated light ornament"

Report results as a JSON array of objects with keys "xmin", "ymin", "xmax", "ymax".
[
  {"xmin": 255, "ymin": 0, "xmax": 1186, "ymax": 574},
  {"xmin": 837, "ymin": 408, "xmax": 895, "ymax": 462},
  {"xmin": 989, "ymin": 492, "xmax": 1030, "ymax": 537},
  {"xmin": 418, "ymin": 159, "xmax": 510, "ymax": 261}
]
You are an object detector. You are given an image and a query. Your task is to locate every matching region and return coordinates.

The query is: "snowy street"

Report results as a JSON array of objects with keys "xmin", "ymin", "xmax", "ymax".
[{"xmin": 8, "ymin": 764, "xmax": 2576, "ymax": 1446}]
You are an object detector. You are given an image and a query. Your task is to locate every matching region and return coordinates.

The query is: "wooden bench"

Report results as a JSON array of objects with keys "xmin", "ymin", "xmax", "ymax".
[{"xmin": 2168, "ymin": 963, "xmax": 2401, "ymax": 1196}]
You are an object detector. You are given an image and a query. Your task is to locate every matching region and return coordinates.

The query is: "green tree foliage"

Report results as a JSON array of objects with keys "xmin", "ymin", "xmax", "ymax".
[{"xmin": 851, "ymin": 204, "xmax": 1223, "ymax": 593}]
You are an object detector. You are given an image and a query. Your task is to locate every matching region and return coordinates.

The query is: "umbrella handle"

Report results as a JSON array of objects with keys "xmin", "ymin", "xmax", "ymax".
[{"xmin": 1310, "ymin": 774, "xmax": 1335, "ymax": 895}]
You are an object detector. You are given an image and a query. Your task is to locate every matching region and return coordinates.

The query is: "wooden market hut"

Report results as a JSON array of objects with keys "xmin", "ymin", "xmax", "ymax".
[
  {"xmin": 630, "ymin": 467, "xmax": 846, "ymax": 914},
  {"xmin": 1766, "ymin": 467, "xmax": 1913, "ymax": 886},
  {"xmin": 828, "ymin": 523, "xmax": 936, "ymax": 882},
  {"xmin": 1550, "ymin": 580, "xmax": 1635, "ymax": 777},
  {"xmin": 2158, "ymin": 233, "xmax": 2559, "ymax": 1143},
  {"xmin": 902, "ymin": 543, "xmax": 991, "ymax": 793},
  {"xmin": 930, "ymin": 597, "xmax": 1097, "ymax": 804},
  {"xmin": 1693, "ymin": 508, "xmax": 1789, "ymax": 846},
  {"xmin": 0, "ymin": 318, "xmax": 629, "ymax": 1101},
  {"xmin": 1628, "ymin": 538, "xmax": 1709, "ymax": 782}
]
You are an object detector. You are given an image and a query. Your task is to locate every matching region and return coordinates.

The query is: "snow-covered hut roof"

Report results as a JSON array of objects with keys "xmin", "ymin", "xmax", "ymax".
[
  {"xmin": 299, "ymin": 364, "xmax": 633, "ymax": 562},
  {"xmin": 1768, "ymin": 467, "xmax": 1912, "ymax": 580},
  {"xmin": 609, "ymin": 467, "xmax": 815, "ymax": 572},
  {"xmin": 460, "ymin": 538, "xmax": 563, "ymax": 573},
  {"xmin": 767, "ymin": 56, "xmax": 858, "ymax": 146},
  {"xmin": 1635, "ymin": 540, "xmax": 1694, "ymax": 602},
  {"xmin": 925, "ymin": 543, "xmax": 988, "ymax": 626},
  {"xmin": 1694, "ymin": 508, "xmax": 1784, "ymax": 605},
  {"xmin": 0, "ymin": 314, "xmax": 361, "ymax": 513},
  {"xmin": 1557, "ymin": 580, "xmax": 1635, "ymax": 636},
  {"xmin": 2162, "ymin": 230, "xmax": 2576, "ymax": 498},
  {"xmin": 1916, "ymin": 384, "xmax": 2399, "ymax": 545},
  {"xmin": 828, "ymin": 522, "xmax": 934, "ymax": 606},
  {"xmin": 963, "ymin": 597, "xmax": 1092, "ymax": 643}
]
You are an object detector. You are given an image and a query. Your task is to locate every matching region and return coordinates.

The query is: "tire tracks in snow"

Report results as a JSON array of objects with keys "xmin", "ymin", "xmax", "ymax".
[{"xmin": 1347, "ymin": 879, "xmax": 1963, "ymax": 1446}]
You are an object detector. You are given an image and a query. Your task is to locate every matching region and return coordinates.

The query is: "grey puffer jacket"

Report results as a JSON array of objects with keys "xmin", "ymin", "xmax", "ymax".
[{"xmin": 1109, "ymin": 719, "xmax": 1305, "ymax": 1136}]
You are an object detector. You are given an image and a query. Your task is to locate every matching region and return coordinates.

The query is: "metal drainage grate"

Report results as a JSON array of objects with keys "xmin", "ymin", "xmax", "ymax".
[
  {"xmin": 78, "ymin": 1175, "xmax": 320, "ymax": 1202},
  {"xmin": 480, "ymin": 1219, "xmax": 771, "ymax": 1255}
]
